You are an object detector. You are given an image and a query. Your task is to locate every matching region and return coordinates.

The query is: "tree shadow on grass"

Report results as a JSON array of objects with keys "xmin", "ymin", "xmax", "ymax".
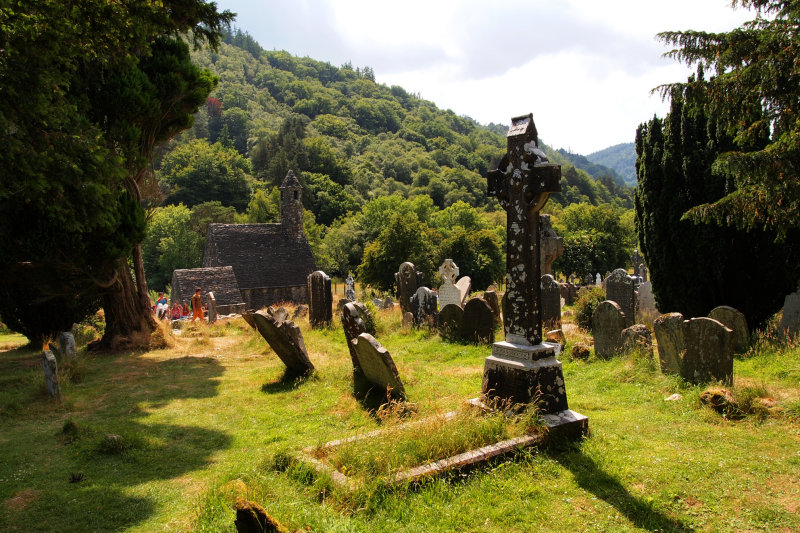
[{"xmin": 552, "ymin": 444, "xmax": 694, "ymax": 532}]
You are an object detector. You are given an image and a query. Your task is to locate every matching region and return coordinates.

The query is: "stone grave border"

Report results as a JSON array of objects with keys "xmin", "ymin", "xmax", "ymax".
[{"xmin": 296, "ymin": 404, "xmax": 546, "ymax": 491}]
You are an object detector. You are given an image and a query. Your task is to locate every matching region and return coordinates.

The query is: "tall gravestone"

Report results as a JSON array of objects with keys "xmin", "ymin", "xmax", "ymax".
[
  {"xmin": 653, "ymin": 312, "xmax": 685, "ymax": 375},
  {"xmin": 638, "ymin": 263, "xmax": 648, "ymax": 282},
  {"xmin": 438, "ymin": 303, "xmax": 465, "ymax": 340},
  {"xmin": 42, "ymin": 350, "xmax": 61, "ymax": 399},
  {"xmin": 462, "ymin": 298, "xmax": 495, "ymax": 344},
  {"xmin": 605, "ymin": 268, "xmax": 635, "ymax": 327},
  {"xmin": 438, "ymin": 259, "xmax": 463, "ymax": 308},
  {"xmin": 307, "ymin": 270, "xmax": 333, "ymax": 328},
  {"xmin": 780, "ymin": 289, "xmax": 800, "ymax": 337},
  {"xmin": 630, "ymin": 249, "xmax": 643, "ymax": 274},
  {"xmin": 708, "ymin": 305, "xmax": 749, "ymax": 353},
  {"xmin": 395, "ymin": 262, "xmax": 423, "ymax": 314},
  {"xmin": 539, "ymin": 214, "xmax": 563, "ymax": 277},
  {"xmin": 205, "ymin": 291, "xmax": 218, "ymax": 324},
  {"xmin": 58, "ymin": 332, "xmax": 77, "ymax": 360},
  {"xmin": 410, "ymin": 286, "xmax": 438, "ymax": 327},
  {"xmin": 592, "ymin": 300, "xmax": 626, "ymax": 358},
  {"xmin": 480, "ymin": 113, "xmax": 587, "ymax": 437},
  {"xmin": 636, "ymin": 281, "xmax": 656, "ymax": 319},
  {"xmin": 540, "ymin": 274, "xmax": 562, "ymax": 330}
]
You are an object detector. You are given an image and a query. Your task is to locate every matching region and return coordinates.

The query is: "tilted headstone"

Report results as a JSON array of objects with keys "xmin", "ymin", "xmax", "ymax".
[
  {"xmin": 708, "ymin": 305, "xmax": 749, "ymax": 353},
  {"xmin": 394, "ymin": 262, "xmax": 423, "ymax": 314},
  {"xmin": 682, "ymin": 317, "xmax": 733, "ymax": 385},
  {"xmin": 42, "ymin": 350, "xmax": 60, "ymax": 398},
  {"xmin": 352, "ymin": 333, "xmax": 406, "ymax": 399},
  {"xmin": 779, "ymin": 289, "xmax": 800, "ymax": 337},
  {"xmin": 205, "ymin": 291, "xmax": 218, "ymax": 324},
  {"xmin": 480, "ymin": 113, "xmax": 586, "ymax": 437},
  {"xmin": 341, "ymin": 301, "xmax": 372, "ymax": 374},
  {"xmin": 540, "ymin": 274, "xmax": 561, "ymax": 330},
  {"xmin": 438, "ymin": 303, "xmax": 465, "ymax": 341},
  {"xmin": 483, "ymin": 290, "xmax": 501, "ymax": 325},
  {"xmin": 605, "ymin": 268, "xmax": 635, "ymax": 327},
  {"xmin": 455, "ymin": 277, "xmax": 472, "ymax": 306},
  {"xmin": 462, "ymin": 298, "xmax": 495, "ymax": 344},
  {"xmin": 592, "ymin": 300, "xmax": 626, "ymax": 358},
  {"xmin": 621, "ymin": 324, "xmax": 653, "ymax": 356},
  {"xmin": 438, "ymin": 259, "xmax": 462, "ymax": 308},
  {"xmin": 58, "ymin": 332, "xmax": 77, "ymax": 360},
  {"xmin": 653, "ymin": 312, "xmax": 685, "ymax": 375},
  {"xmin": 638, "ymin": 263, "xmax": 648, "ymax": 282},
  {"xmin": 344, "ymin": 273, "xmax": 356, "ymax": 301},
  {"xmin": 539, "ymin": 213, "xmax": 563, "ymax": 276},
  {"xmin": 244, "ymin": 308, "xmax": 314, "ymax": 375},
  {"xmin": 307, "ymin": 270, "xmax": 333, "ymax": 328},
  {"xmin": 410, "ymin": 286, "xmax": 438, "ymax": 327},
  {"xmin": 636, "ymin": 281, "xmax": 657, "ymax": 319}
]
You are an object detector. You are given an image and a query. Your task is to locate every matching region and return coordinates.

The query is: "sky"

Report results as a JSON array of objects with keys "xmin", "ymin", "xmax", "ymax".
[{"xmin": 213, "ymin": 0, "xmax": 755, "ymax": 155}]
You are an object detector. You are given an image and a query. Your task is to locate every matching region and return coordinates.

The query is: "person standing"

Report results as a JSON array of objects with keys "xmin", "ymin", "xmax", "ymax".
[{"xmin": 191, "ymin": 287, "xmax": 204, "ymax": 322}]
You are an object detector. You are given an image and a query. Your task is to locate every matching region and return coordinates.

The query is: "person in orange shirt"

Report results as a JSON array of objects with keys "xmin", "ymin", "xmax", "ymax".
[{"xmin": 191, "ymin": 287, "xmax": 204, "ymax": 322}]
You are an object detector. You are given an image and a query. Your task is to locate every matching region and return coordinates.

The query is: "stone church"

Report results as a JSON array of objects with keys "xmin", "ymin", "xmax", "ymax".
[{"xmin": 171, "ymin": 171, "xmax": 316, "ymax": 311}]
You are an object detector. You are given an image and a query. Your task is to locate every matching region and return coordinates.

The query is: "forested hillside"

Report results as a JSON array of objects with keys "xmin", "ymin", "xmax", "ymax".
[
  {"xmin": 143, "ymin": 29, "xmax": 636, "ymax": 292},
  {"xmin": 586, "ymin": 143, "xmax": 636, "ymax": 185}
]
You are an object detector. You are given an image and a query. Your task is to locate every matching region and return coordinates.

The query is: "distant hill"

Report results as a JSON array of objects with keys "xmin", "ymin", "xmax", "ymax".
[
  {"xmin": 586, "ymin": 143, "xmax": 636, "ymax": 186},
  {"xmin": 555, "ymin": 149, "xmax": 625, "ymax": 186}
]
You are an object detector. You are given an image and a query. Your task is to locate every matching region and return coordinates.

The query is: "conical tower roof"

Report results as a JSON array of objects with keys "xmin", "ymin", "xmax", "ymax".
[{"xmin": 279, "ymin": 169, "xmax": 301, "ymax": 189}]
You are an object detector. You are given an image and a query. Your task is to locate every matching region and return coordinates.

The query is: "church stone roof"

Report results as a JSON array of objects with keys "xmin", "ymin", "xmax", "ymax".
[
  {"xmin": 203, "ymin": 223, "xmax": 316, "ymax": 289},
  {"xmin": 171, "ymin": 266, "xmax": 244, "ymax": 307},
  {"xmin": 280, "ymin": 169, "xmax": 302, "ymax": 189}
]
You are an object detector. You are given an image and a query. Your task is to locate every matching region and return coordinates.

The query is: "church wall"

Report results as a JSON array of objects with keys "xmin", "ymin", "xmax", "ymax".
[{"xmin": 241, "ymin": 285, "xmax": 309, "ymax": 310}]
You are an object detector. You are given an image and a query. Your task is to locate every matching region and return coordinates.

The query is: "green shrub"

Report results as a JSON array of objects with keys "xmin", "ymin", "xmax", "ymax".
[{"xmin": 574, "ymin": 286, "xmax": 606, "ymax": 333}]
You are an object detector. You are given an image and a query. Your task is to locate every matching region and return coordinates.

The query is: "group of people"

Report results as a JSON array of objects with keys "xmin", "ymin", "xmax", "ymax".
[{"xmin": 153, "ymin": 287, "xmax": 206, "ymax": 322}]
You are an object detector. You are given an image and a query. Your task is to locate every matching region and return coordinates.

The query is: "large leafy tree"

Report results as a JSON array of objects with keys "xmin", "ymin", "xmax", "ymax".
[
  {"xmin": 657, "ymin": 0, "xmax": 800, "ymax": 235},
  {"xmin": 0, "ymin": 1, "xmax": 233, "ymax": 345}
]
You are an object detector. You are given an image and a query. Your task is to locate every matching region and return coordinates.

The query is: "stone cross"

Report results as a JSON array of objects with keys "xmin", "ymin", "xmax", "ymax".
[
  {"xmin": 630, "ymin": 249, "xmax": 643, "ymax": 272},
  {"xmin": 344, "ymin": 273, "xmax": 356, "ymax": 301},
  {"xmin": 487, "ymin": 113, "xmax": 560, "ymax": 346}
]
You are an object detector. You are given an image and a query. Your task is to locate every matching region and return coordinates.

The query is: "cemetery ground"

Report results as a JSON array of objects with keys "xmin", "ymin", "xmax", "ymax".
[{"xmin": 1, "ymin": 307, "xmax": 799, "ymax": 532}]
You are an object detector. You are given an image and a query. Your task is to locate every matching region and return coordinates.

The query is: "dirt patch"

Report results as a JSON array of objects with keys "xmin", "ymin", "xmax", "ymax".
[
  {"xmin": 682, "ymin": 496, "xmax": 703, "ymax": 508},
  {"xmin": 4, "ymin": 488, "xmax": 39, "ymax": 512}
]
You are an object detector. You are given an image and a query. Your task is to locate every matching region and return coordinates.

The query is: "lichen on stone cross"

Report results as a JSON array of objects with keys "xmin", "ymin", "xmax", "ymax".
[
  {"xmin": 438, "ymin": 259, "xmax": 459, "ymax": 284},
  {"xmin": 487, "ymin": 114, "xmax": 561, "ymax": 345}
]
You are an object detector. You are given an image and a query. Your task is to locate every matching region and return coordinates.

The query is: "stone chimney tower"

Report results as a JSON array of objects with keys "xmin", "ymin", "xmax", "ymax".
[{"xmin": 279, "ymin": 170, "xmax": 305, "ymax": 241}]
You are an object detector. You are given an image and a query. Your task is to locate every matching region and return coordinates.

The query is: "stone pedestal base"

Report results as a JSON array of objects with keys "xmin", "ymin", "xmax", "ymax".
[{"xmin": 481, "ymin": 340, "xmax": 588, "ymax": 438}]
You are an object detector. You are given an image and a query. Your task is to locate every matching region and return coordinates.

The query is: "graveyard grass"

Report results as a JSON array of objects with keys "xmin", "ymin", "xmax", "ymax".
[{"xmin": 1, "ymin": 305, "xmax": 799, "ymax": 532}]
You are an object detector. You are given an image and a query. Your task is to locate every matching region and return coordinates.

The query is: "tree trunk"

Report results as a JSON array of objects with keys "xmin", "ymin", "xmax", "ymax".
[{"xmin": 96, "ymin": 247, "xmax": 155, "ymax": 351}]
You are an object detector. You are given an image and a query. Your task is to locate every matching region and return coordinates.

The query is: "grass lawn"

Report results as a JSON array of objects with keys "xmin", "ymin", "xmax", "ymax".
[{"xmin": 1, "ymin": 307, "xmax": 799, "ymax": 532}]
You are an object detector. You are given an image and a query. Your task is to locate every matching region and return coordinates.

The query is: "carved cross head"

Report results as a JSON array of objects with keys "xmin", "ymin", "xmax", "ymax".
[{"xmin": 438, "ymin": 259, "xmax": 459, "ymax": 284}]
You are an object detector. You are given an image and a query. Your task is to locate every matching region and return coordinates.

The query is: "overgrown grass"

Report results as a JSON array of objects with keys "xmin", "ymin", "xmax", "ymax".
[{"xmin": 1, "ymin": 307, "xmax": 799, "ymax": 532}]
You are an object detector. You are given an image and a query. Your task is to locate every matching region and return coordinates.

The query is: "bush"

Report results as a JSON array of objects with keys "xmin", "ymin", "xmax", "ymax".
[{"xmin": 573, "ymin": 286, "xmax": 606, "ymax": 333}]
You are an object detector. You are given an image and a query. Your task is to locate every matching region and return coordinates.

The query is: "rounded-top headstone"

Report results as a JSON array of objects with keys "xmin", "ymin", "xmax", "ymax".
[
  {"xmin": 592, "ymin": 300, "xmax": 626, "ymax": 358},
  {"xmin": 708, "ymin": 305, "xmax": 749, "ymax": 353},
  {"xmin": 462, "ymin": 298, "xmax": 495, "ymax": 344}
]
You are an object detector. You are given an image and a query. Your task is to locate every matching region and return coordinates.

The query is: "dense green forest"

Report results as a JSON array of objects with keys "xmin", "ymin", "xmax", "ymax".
[
  {"xmin": 143, "ymin": 29, "xmax": 637, "ymax": 292},
  {"xmin": 586, "ymin": 143, "xmax": 636, "ymax": 185}
]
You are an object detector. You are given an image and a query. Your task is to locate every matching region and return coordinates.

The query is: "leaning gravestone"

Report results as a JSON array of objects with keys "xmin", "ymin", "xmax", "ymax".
[
  {"xmin": 245, "ymin": 308, "xmax": 314, "ymax": 376},
  {"xmin": 708, "ymin": 305, "xmax": 749, "ymax": 353},
  {"xmin": 462, "ymin": 298, "xmax": 495, "ymax": 344},
  {"xmin": 682, "ymin": 317, "xmax": 733, "ymax": 385},
  {"xmin": 483, "ymin": 290, "xmax": 501, "ymax": 325},
  {"xmin": 395, "ymin": 262, "xmax": 423, "ymax": 314},
  {"xmin": 606, "ymin": 268, "xmax": 635, "ymax": 327},
  {"xmin": 410, "ymin": 286, "xmax": 438, "ymax": 327},
  {"xmin": 779, "ymin": 289, "xmax": 800, "ymax": 338},
  {"xmin": 42, "ymin": 350, "xmax": 61, "ymax": 398},
  {"xmin": 205, "ymin": 291, "xmax": 218, "ymax": 324},
  {"xmin": 455, "ymin": 277, "xmax": 472, "ymax": 306},
  {"xmin": 307, "ymin": 270, "xmax": 333, "ymax": 328},
  {"xmin": 58, "ymin": 332, "xmax": 77, "ymax": 360},
  {"xmin": 438, "ymin": 304, "xmax": 464, "ymax": 340},
  {"xmin": 438, "ymin": 259, "xmax": 463, "ymax": 308},
  {"xmin": 592, "ymin": 300, "xmax": 626, "ymax": 358},
  {"xmin": 653, "ymin": 312, "xmax": 685, "ymax": 375},
  {"xmin": 480, "ymin": 113, "xmax": 586, "ymax": 437},
  {"xmin": 540, "ymin": 274, "xmax": 561, "ymax": 330},
  {"xmin": 341, "ymin": 301, "xmax": 373, "ymax": 375},
  {"xmin": 352, "ymin": 333, "xmax": 406, "ymax": 399}
]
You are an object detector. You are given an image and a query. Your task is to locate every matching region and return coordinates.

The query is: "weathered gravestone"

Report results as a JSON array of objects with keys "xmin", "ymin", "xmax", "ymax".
[
  {"xmin": 455, "ymin": 277, "xmax": 472, "ymax": 307},
  {"xmin": 462, "ymin": 298, "xmax": 495, "ymax": 344},
  {"xmin": 605, "ymin": 268, "xmax": 635, "ymax": 327},
  {"xmin": 401, "ymin": 312, "xmax": 414, "ymax": 330},
  {"xmin": 410, "ymin": 286, "xmax": 438, "ymax": 327},
  {"xmin": 344, "ymin": 273, "xmax": 356, "ymax": 301},
  {"xmin": 653, "ymin": 313, "xmax": 733, "ymax": 384},
  {"xmin": 438, "ymin": 259, "xmax": 463, "ymax": 308},
  {"xmin": 292, "ymin": 304, "xmax": 308, "ymax": 320},
  {"xmin": 395, "ymin": 262, "xmax": 423, "ymax": 314},
  {"xmin": 205, "ymin": 291, "xmax": 218, "ymax": 324},
  {"xmin": 653, "ymin": 312, "xmax": 684, "ymax": 375},
  {"xmin": 341, "ymin": 301, "xmax": 373, "ymax": 376},
  {"xmin": 540, "ymin": 274, "xmax": 561, "ymax": 330},
  {"xmin": 560, "ymin": 283, "xmax": 577, "ymax": 306},
  {"xmin": 438, "ymin": 303, "xmax": 465, "ymax": 340},
  {"xmin": 636, "ymin": 281, "xmax": 657, "ymax": 320},
  {"xmin": 630, "ymin": 249, "xmax": 643, "ymax": 274},
  {"xmin": 352, "ymin": 333, "xmax": 406, "ymax": 399},
  {"xmin": 779, "ymin": 289, "xmax": 800, "ymax": 338},
  {"xmin": 638, "ymin": 263, "xmax": 648, "ymax": 282},
  {"xmin": 42, "ymin": 350, "xmax": 60, "ymax": 398},
  {"xmin": 539, "ymin": 213, "xmax": 563, "ymax": 277},
  {"xmin": 480, "ymin": 113, "xmax": 586, "ymax": 437},
  {"xmin": 621, "ymin": 324, "xmax": 653, "ymax": 357},
  {"xmin": 596, "ymin": 273, "xmax": 601, "ymax": 285},
  {"xmin": 307, "ymin": 270, "xmax": 333, "ymax": 328},
  {"xmin": 708, "ymin": 305, "xmax": 749, "ymax": 353},
  {"xmin": 245, "ymin": 308, "xmax": 314, "ymax": 375},
  {"xmin": 592, "ymin": 301, "xmax": 626, "ymax": 358},
  {"xmin": 483, "ymin": 290, "xmax": 501, "ymax": 325},
  {"xmin": 381, "ymin": 296, "xmax": 394, "ymax": 310},
  {"xmin": 58, "ymin": 332, "xmax": 76, "ymax": 360}
]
